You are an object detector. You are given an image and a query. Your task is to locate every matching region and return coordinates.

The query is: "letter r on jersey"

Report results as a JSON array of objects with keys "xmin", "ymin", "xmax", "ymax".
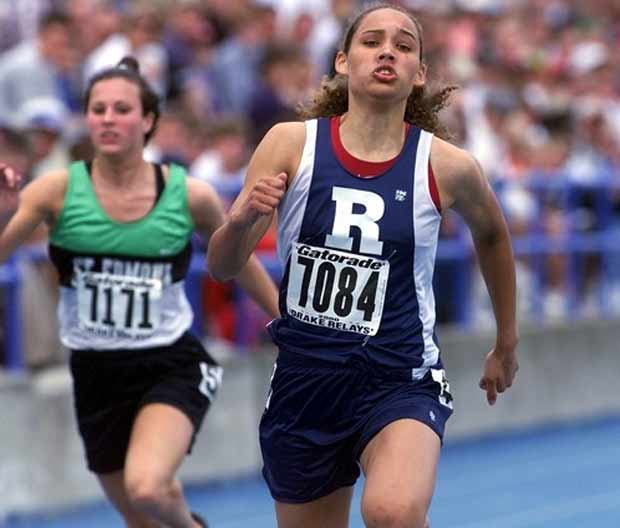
[{"xmin": 326, "ymin": 187, "xmax": 384, "ymax": 255}]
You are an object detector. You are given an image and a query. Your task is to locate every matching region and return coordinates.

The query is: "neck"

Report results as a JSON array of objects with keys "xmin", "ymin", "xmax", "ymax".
[
  {"xmin": 339, "ymin": 99, "xmax": 408, "ymax": 161},
  {"xmin": 93, "ymin": 154, "xmax": 148, "ymax": 187}
]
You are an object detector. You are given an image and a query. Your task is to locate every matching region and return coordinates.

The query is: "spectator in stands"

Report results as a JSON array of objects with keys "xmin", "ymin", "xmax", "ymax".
[
  {"xmin": 307, "ymin": 0, "xmax": 357, "ymax": 78},
  {"xmin": 65, "ymin": 0, "xmax": 122, "ymax": 59},
  {"xmin": 18, "ymin": 96, "xmax": 71, "ymax": 180},
  {"xmin": 248, "ymin": 44, "xmax": 311, "ymax": 146},
  {"xmin": 190, "ymin": 118, "xmax": 251, "ymax": 206},
  {"xmin": 207, "ymin": 2, "xmax": 278, "ymax": 114},
  {"xmin": 0, "ymin": 10, "xmax": 80, "ymax": 127},
  {"xmin": 145, "ymin": 106, "xmax": 207, "ymax": 169},
  {"xmin": 82, "ymin": 2, "xmax": 169, "ymax": 97},
  {"xmin": 162, "ymin": 1, "xmax": 218, "ymax": 103},
  {"xmin": 0, "ymin": 0, "xmax": 56, "ymax": 52}
]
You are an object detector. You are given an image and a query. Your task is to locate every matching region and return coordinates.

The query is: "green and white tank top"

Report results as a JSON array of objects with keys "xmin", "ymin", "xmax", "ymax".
[{"xmin": 49, "ymin": 161, "xmax": 195, "ymax": 350}]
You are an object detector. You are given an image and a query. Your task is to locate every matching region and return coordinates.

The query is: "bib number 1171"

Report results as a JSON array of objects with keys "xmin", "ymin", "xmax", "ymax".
[{"xmin": 76, "ymin": 272, "xmax": 162, "ymax": 337}]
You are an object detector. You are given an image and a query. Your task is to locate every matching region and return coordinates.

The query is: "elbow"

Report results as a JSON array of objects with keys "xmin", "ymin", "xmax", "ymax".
[
  {"xmin": 208, "ymin": 269, "xmax": 233, "ymax": 283},
  {"xmin": 208, "ymin": 269, "xmax": 235, "ymax": 283},
  {"xmin": 478, "ymin": 225, "xmax": 501, "ymax": 244},
  {"xmin": 474, "ymin": 223, "xmax": 507, "ymax": 248},
  {"xmin": 207, "ymin": 253, "xmax": 246, "ymax": 282},
  {"xmin": 207, "ymin": 260, "xmax": 235, "ymax": 282}
]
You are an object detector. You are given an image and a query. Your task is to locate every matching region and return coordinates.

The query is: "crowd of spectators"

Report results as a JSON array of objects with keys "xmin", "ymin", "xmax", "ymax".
[{"xmin": 0, "ymin": 0, "xmax": 619, "ymax": 364}]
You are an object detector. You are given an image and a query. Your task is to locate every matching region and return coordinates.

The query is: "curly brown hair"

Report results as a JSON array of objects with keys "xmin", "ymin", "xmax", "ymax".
[{"xmin": 297, "ymin": 2, "xmax": 457, "ymax": 140}]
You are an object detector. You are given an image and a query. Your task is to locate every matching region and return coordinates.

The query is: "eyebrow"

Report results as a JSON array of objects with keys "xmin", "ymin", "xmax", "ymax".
[
  {"xmin": 360, "ymin": 28, "xmax": 417, "ymax": 41},
  {"xmin": 90, "ymin": 100, "xmax": 133, "ymax": 106}
]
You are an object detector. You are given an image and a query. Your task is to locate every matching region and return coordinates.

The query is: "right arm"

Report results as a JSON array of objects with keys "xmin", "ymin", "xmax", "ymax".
[
  {"xmin": 207, "ymin": 122, "xmax": 305, "ymax": 281},
  {"xmin": 0, "ymin": 167, "xmax": 67, "ymax": 263}
]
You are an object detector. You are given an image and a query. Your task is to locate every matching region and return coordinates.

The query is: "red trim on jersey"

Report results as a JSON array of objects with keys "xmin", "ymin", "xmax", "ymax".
[
  {"xmin": 428, "ymin": 160, "xmax": 441, "ymax": 213},
  {"xmin": 330, "ymin": 116, "xmax": 409, "ymax": 178}
]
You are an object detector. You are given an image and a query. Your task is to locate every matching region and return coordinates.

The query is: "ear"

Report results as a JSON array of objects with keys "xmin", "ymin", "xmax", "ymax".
[
  {"xmin": 413, "ymin": 62, "xmax": 427, "ymax": 88},
  {"xmin": 334, "ymin": 50, "xmax": 348, "ymax": 76},
  {"xmin": 143, "ymin": 112, "xmax": 155, "ymax": 136}
]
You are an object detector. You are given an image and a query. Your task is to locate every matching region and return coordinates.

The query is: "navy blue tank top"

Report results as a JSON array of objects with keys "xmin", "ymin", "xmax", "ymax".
[{"xmin": 269, "ymin": 117, "xmax": 442, "ymax": 379}]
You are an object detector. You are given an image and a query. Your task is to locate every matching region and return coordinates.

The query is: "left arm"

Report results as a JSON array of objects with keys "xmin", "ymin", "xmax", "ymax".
[
  {"xmin": 187, "ymin": 178, "xmax": 280, "ymax": 319},
  {"xmin": 433, "ymin": 138, "xmax": 519, "ymax": 405}
]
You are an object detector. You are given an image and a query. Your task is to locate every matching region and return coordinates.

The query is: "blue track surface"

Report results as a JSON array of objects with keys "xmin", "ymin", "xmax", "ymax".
[{"xmin": 4, "ymin": 416, "xmax": 620, "ymax": 527}]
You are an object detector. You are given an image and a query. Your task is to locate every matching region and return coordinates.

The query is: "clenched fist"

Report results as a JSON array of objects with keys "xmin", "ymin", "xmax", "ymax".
[{"xmin": 231, "ymin": 172, "xmax": 288, "ymax": 227}]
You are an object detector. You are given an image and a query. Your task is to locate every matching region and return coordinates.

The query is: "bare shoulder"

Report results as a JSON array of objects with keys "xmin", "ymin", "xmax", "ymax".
[
  {"xmin": 30, "ymin": 168, "xmax": 70, "ymax": 190},
  {"xmin": 185, "ymin": 176, "xmax": 223, "ymax": 214},
  {"xmin": 430, "ymin": 136, "xmax": 484, "ymax": 209},
  {"xmin": 250, "ymin": 121, "xmax": 306, "ymax": 181},
  {"xmin": 263, "ymin": 121, "xmax": 306, "ymax": 151},
  {"xmin": 22, "ymin": 168, "xmax": 69, "ymax": 214}
]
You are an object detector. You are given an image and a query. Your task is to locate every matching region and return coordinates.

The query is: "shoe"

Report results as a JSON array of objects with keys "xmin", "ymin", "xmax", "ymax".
[{"xmin": 191, "ymin": 512, "xmax": 208, "ymax": 528}]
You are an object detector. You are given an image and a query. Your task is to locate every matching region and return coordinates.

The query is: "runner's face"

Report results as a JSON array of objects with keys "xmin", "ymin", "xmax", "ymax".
[
  {"xmin": 335, "ymin": 8, "xmax": 426, "ymax": 104},
  {"xmin": 86, "ymin": 78, "xmax": 153, "ymax": 156}
]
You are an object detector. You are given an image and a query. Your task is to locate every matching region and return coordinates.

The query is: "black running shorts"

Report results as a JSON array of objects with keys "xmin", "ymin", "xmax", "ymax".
[{"xmin": 69, "ymin": 332, "xmax": 222, "ymax": 473}]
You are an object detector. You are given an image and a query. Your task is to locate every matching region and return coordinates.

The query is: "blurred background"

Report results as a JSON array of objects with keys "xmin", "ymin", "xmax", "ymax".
[{"xmin": 0, "ymin": 0, "xmax": 619, "ymax": 526}]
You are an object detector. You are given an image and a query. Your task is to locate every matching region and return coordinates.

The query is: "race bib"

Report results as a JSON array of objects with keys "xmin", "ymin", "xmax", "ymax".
[
  {"xmin": 75, "ymin": 272, "xmax": 162, "ymax": 339},
  {"xmin": 286, "ymin": 243, "xmax": 389, "ymax": 336}
]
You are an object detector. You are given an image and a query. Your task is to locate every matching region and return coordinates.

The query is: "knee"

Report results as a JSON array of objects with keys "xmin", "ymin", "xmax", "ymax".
[
  {"xmin": 125, "ymin": 475, "xmax": 162, "ymax": 512},
  {"xmin": 361, "ymin": 494, "xmax": 428, "ymax": 528},
  {"xmin": 125, "ymin": 473, "xmax": 180, "ymax": 513}
]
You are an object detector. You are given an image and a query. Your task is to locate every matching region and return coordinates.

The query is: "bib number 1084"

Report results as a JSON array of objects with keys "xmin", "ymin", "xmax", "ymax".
[{"xmin": 286, "ymin": 243, "xmax": 389, "ymax": 335}]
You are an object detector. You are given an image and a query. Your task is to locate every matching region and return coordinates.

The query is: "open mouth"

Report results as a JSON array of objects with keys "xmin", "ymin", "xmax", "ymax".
[
  {"xmin": 99, "ymin": 132, "xmax": 119, "ymax": 142},
  {"xmin": 372, "ymin": 66, "xmax": 397, "ymax": 82}
]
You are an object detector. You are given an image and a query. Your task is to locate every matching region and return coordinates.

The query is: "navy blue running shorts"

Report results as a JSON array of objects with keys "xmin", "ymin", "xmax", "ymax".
[
  {"xmin": 259, "ymin": 352, "xmax": 453, "ymax": 504},
  {"xmin": 70, "ymin": 332, "xmax": 222, "ymax": 474}
]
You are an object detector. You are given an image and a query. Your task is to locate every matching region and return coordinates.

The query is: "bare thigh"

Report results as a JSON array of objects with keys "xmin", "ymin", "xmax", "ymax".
[
  {"xmin": 124, "ymin": 403, "xmax": 195, "ymax": 486},
  {"xmin": 360, "ymin": 419, "xmax": 440, "ymax": 527},
  {"xmin": 275, "ymin": 486, "xmax": 354, "ymax": 528}
]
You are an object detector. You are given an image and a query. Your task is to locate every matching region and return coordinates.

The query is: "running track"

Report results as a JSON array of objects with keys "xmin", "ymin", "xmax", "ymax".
[{"xmin": 3, "ymin": 416, "xmax": 620, "ymax": 527}]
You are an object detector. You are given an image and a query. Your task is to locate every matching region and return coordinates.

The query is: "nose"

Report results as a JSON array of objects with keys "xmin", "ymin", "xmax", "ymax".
[
  {"xmin": 378, "ymin": 47, "xmax": 395, "ymax": 62},
  {"xmin": 102, "ymin": 107, "xmax": 115, "ymax": 123}
]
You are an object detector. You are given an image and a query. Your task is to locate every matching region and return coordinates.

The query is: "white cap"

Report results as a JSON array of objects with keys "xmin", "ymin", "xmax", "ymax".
[{"xmin": 18, "ymin": 97, "xmax": 68, "ymax": 133}]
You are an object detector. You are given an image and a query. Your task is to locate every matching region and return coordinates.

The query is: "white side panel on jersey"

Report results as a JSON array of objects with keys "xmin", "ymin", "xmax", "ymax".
[
  {"xmin": 277, "ymin": 119, "xmax": 317, "ymax": 264},
  {"xmin": 412, "ymin": 130, "xmax": 442, "ymax": 376}
]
